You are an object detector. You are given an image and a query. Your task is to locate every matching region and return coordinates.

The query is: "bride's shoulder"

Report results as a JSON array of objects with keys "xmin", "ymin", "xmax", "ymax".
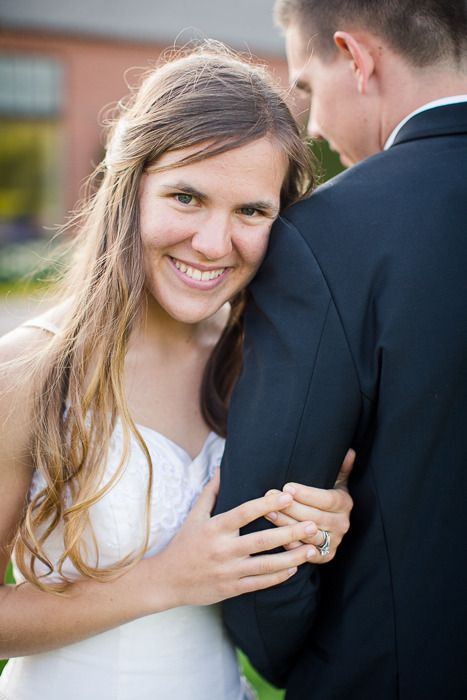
[
  {"xmin": 19, "ymin": 297, "xmax": 72, "ymax": 337},
  {"xmin": 0, "ymin": 298, "xmax": 72, "ymax": 390}
]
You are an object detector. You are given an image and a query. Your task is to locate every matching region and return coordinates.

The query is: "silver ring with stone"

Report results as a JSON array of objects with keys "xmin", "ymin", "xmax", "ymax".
[{"xmin": 317, "ymin": 529, "xmax": 331, "ymax": 557}]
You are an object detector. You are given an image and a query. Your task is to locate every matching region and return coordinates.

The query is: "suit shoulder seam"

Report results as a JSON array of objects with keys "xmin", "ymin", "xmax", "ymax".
[{"xmin": 280, "ymin": 215, "xmax": 372, "ymax": 402}]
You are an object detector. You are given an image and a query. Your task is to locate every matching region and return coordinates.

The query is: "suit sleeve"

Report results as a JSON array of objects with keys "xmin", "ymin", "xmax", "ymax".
[{"xmin": 215, "ymin": 216, "xmax": 362, "ymax": 686}]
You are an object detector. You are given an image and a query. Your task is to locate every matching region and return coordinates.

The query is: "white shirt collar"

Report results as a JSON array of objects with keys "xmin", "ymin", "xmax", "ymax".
[{"xmin": 384, "ymin": 95, "xmax": 467, "ymax": 150}]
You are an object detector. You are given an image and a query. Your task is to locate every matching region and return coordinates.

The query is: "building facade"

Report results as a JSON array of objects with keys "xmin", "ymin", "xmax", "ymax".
[{"xmin": 0, "ymin": 1, "xmax": 289, "ymax": 245}]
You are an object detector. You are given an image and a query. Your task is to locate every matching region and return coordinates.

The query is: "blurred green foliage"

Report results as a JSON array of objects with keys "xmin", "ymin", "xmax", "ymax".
[
  {"xmin": 0, "ymin": 241, "xmax": 65, "ymax": 285},
  {"xmin": 311, "ymin": 138, "xmax": 345, "ymax": 184}
]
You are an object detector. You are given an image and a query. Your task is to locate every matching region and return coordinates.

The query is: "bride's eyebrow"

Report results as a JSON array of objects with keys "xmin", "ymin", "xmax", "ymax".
[
  {"xmin": 160, "ymin": 181, "xmax": 279, "ymax": 215},
  {"xmin": 160, "ymin": 181, "xmax": 206, "ymax": 200},
  {"xmin": 239, "ymin": 199, "xmax": 280, "ymax": 216}
]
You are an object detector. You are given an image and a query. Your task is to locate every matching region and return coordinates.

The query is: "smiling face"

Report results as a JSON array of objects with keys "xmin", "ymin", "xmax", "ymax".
[
  {"xmin": 139, "ymin": 137, "xmax": 288, "ymax": 324},
  {"xmin": 285, "ymin": 24, "xmax": 380, "ymax": 167}
]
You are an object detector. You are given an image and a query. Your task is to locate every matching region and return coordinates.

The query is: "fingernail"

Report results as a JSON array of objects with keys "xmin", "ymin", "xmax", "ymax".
[
  {"xmin": 279, "ymin": 494, "xmax": 292, "ymax": 505},
  {"xmin": 305, "ymin": 524, "xmax": 316, "ymax": 536},
  {"xmin": 288, "ymin": 567, "xmax": 298, "ymax": 576},
  {"xmin": 266, "ymin": 489, "xmax": 279, "ymax": 496},
  {"xmin": 307, "ymin": 547, "xmax": 317, "ymax": 559},
  {"xmin": 283, "ymin": 484, "xmax": 296, "ymax": 495},
  {"xmin": 267, "ymin": 511, "xmax": 278, "ymax": 521}
]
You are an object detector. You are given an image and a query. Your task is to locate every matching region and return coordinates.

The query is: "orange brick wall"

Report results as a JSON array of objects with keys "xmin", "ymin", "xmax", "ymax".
[{"xmin": 0, "ymin": 29, "xmax": 288, "ymax": 221}]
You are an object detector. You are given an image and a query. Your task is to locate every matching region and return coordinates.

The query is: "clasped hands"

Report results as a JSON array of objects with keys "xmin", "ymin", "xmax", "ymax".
[
  {"xmin": 156, "ymin": 449, "xmax": 355, "ymax": 608},
  {"xmin": 264, "ymin": 448, "xmax": 355, "ymax": 562}
]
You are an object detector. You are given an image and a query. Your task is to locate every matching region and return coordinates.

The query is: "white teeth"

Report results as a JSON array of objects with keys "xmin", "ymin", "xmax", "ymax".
[{"xmin": 172, "ymin": 258, "xmax": 225, "ymax": 282}]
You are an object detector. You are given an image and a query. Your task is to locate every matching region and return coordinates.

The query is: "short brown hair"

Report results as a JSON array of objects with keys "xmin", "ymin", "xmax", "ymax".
[{"xmin": 274, "ymin": 0, "xmax": 467, "ymax": 66}]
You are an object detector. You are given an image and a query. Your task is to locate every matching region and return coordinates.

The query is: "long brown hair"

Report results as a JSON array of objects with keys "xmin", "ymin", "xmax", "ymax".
[{"xmin": 13, "ymin": 43, "xmax": 315, "ymax": 592}]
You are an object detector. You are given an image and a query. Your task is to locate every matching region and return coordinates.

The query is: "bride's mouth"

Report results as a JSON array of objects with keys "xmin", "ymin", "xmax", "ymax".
[{"xmin": 168, "ymin": 256, "xmax": 231, "ymax": 288}]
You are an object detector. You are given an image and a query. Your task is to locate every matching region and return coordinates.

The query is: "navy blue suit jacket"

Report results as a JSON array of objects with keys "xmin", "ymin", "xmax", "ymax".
[{"xmin": 216, "ymin": 103, "xmax": 467, "ymax": 699}]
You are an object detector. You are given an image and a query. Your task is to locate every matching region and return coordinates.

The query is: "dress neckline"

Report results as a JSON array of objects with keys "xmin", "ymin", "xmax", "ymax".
[
  {"xmin": 21, "ymin": 316, "xmax": 224, "ymax": 463},
  {"xmin": 123, "ymin": 421, "xmax": 221, "ymax": 464}
]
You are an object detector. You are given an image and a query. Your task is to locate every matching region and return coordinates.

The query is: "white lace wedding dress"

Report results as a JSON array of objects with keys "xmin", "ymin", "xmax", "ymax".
[{"xmin": 0, "ymin": 344, "xmax": 254, "ymax": 699}]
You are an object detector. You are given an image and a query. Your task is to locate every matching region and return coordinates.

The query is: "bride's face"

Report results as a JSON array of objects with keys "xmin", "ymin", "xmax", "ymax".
[{"xmin": 139, "ymin": 137, "xmax": 288, "ymax": 324}]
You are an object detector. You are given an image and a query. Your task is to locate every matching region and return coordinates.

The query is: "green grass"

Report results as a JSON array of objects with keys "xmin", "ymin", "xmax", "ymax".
[
  {"xmin": 0, "ymin": 564, "xmax": 14, "ymax": 674},
  {"xmin": 239, "ymin": 651, "xmax": 284, "ymax": 699}
]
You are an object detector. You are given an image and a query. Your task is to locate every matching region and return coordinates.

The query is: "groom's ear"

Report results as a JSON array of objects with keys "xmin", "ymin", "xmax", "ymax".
[{"xmin": 333, "ymin": 31, "xmax": 376, "ymax": 95}]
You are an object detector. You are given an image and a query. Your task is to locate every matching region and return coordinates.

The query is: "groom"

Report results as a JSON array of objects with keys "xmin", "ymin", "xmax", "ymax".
[{"xmin": 216, "ymin": 1, "xmax": 467, "ymax": 698}]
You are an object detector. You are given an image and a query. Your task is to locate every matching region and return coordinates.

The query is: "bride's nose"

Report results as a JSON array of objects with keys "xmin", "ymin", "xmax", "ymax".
[{"xmin": 191, "ymin": 212, "xmax": 233, "ymax": 260}]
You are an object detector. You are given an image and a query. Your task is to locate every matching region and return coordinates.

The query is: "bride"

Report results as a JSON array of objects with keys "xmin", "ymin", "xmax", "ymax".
[{"xmin": 0, "ymin": 45, "xmax": 353, "ymax": 699}]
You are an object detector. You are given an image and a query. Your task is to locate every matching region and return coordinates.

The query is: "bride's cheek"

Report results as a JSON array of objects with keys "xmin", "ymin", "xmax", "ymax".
[{"xmin": 241, "ymin": 230, "xmax": 272, "ymax": 268}]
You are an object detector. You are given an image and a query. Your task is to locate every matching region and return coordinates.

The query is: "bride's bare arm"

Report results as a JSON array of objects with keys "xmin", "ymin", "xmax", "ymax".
[
  {"xmin": 0, "ymin": 328, "xmax": 316, "ymax": 658},
  {"xmin": 0, "ymin": 480, "xmax": 316, "ymax": 658}
]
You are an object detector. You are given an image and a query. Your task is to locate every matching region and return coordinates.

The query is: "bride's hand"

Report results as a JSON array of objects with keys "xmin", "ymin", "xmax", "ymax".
[
  {"xmin": 264, "ymin": 449, "xmax": 355, "ymax": 563},
  {"xmin": 156, "ymin": 469, "xmax": 319, "ymax": 608}
]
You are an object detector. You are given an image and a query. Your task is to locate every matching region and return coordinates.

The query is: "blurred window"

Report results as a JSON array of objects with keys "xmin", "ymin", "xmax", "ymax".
[
  {"xmin": 0, "ymin": 54, "xmax": 64, "ymax": 251},
  {"xmin": 0, "ymin": 54, "xmax": 62, "ymax": 117}
]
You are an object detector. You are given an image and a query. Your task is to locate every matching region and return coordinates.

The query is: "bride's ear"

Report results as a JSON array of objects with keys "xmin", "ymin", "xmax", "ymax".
[{"xmin": 333, "ymin": 31, "xmax": 375, "ymax": 95}]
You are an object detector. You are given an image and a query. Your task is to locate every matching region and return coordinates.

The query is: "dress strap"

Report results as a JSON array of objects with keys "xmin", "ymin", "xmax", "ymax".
[{"xmin": 21, "ymin": 317, "xmax": 62, "ymax": 336}]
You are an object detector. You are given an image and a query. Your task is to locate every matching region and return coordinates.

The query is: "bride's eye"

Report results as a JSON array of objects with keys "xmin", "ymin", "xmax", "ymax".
[
  {"xmin": 238, "ymin": 207, "xmax": 258, "ymax": 217},
  {"xmin": 175, "ymin": 193, "xmax": 194, "ymax": 205}
]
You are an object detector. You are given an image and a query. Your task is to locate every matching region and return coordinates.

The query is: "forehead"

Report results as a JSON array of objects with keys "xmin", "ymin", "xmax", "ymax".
[
  {"xmin": 285, "ymin": 24, "xmax": 335, "ymax": 88},
  {"xmin": 285, "ymin": 25, "xmax": 314, "ymax": 75},
  {"xmin": 147, "ymin": 138, "xmax": 288, "ymax": 199}
]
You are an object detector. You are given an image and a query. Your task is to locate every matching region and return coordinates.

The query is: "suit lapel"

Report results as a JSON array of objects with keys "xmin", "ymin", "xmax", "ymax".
[{"xmin": 391, "ymin": 102, "xmax": 467, "ymax": 147}]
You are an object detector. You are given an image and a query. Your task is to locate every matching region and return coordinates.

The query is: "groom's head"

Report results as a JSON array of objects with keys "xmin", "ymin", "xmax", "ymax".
[{"xmin": 274, "ymin": 0, "xmax": 467, "ymax": 166}]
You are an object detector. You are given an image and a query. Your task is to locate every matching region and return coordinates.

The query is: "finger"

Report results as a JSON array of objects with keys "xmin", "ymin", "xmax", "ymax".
[
  {"xmin": 236, "ymin": 566, "xmax": 299, "ymax": 594},
  {"xmin": 265, "ymin": 510, "xmax": 299, "ymax": 527},
  {"xmin": 236, "ymin": 521, "xmax": 317, "ymax": 556},
  {"xmin": 285, "ymin": 536, "xmax": 337, "ymax": 560},
  {"xmin": 240, "ymin": 543, "xmax": 316, "ymax": 577},
  {"xmin": 276, "ymin": 503, "xmax": 349, "ymax": 540},
  {"xmin": 277, "ymin": 500, "xmax": 334, "ymax": 528},
  {"xmin": 269, "ymin": 518, "xmax": 340, "ymax": 553},
  {"xmin": 268, "ymin": 503, "xmax": 351, "ymax": 547},
  {"xmin": 334, "ymin": 449, "xmax": 356, "ymax": 489},
  {"xmin": 290, "ymin": 527, "xmax": 337, "ymax": 549},
  {"xmin": 188, "ymin": 469, "xmax": 220, "ymax": 520},
  {"xmin": 216, "ymin": 492, "xmax": 293, "ymax": 531},
  {"xmin": 313, "ymin": 527, "xmax": 338, "ymax": 549},
  {"xmin": 283, "ymin": 541, "xmax": 304, "ymax": 550},
  {"xmin": 282, "ymin": 482, "xmax": 351, "ymax": 513},
  {"xmin": 267, "ymin": 509, "xmax": 339, "ymax": 549},
  {"xmin": 306, "ymin": 541, "xmax": 335, "ymax": 564},
  {"xmin": 266, "ymin": 510, "xmax": 335, "ymax": 545}
]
